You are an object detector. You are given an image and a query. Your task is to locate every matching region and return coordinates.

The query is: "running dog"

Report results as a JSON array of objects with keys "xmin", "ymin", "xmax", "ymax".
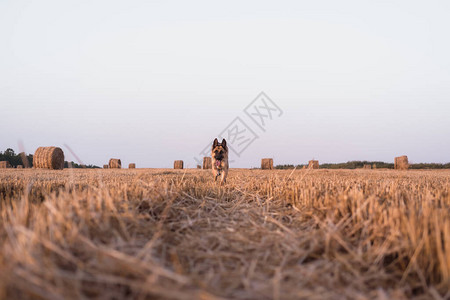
[{"xmin": 211, "ymin": 138, "xmax": 229, "ymax": 184}]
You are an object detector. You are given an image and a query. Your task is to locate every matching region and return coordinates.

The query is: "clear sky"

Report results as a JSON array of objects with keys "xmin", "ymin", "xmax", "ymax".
[{"xmin": 1, "ymin": 0, "xmax": 449, "ymax": 168}]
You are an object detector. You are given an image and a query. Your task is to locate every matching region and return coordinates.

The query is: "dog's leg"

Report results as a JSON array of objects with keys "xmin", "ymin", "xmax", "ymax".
[
  {"xmin": 220, "ymin": 172, "xmax": 227, "ymax": 185},
  {"xmin": 213, "ymin": 169, "xmax": 219, "ymax": 182}
]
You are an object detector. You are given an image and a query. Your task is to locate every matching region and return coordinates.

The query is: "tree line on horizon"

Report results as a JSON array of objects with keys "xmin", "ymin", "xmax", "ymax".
[
  {"xmin": 275, "ymin": 161, "xmax": 450, "ymax": 170},
  {"xmin": 0, "ymin": 148, "xmax": 100, "ymax": 169},
  {"xmin": 2, "ymin": 148, "xmax": 449, "ymax": 170}
]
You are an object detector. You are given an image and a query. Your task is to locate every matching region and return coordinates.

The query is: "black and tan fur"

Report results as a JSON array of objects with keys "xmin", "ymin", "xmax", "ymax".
[{"xmin": 211, "ymin": 138, "xmax": 229, "ymax": 184}]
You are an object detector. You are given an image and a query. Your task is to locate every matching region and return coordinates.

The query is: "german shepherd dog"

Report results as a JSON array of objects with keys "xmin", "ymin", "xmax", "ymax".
[{"xmin": 211, "ymin": 138, "xmax": 229, "ymax": 184}]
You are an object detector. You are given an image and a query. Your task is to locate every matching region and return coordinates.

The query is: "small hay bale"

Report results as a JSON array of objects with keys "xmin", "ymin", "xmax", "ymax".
[
  {"xmin": 103, "ymin": 164, "xmax": 108, "ymax": 169},
  {"xmin": 109, "ymin": 159, "xmax": 121, "ymax": 169},
  {"xmin": 308, "ymin": 160, "xmax": 319, "ymax": 169},
  {"xmin": 0, "ymin": 161, "xmax": 12, "ymax": 168},
  {"xmin": 33, "ymin": 147, "xmax": 65, "ymax": 170},
  {"xmin": 372, "ymin": 164, "xmax": 377, "ymax": 169},
  {"xmin": 203, "ymin": 157, "xmax": 212, "ymax": 169},
  {"xmin": 174, "ymin": 160, "xmax": 184, "ymax": 169},
  {"xmin": 363, "ymin": 164, "xmax": 372, "ymax": 169},
  {"xmin": 395, "ymin": 156, "xmax": 409, "ymax": 170},
  {"xmin": 261, "ymin": 158, "xmax": 273, "ymax": 170},
  {"xmin": 17, "ymin": 165, "xmax": 23, "ymax": 169},
  {"xmin": 197, "ymin": 165, "xmax": 201, "ymax": 169},
  {"xmin": 129, "ymin": 163, "xmax": 136, "ymax": 169}
]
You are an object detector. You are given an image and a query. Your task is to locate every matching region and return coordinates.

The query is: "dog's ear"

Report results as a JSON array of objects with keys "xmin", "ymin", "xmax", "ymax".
[
  {"xmin": 212, "ymin": 138, "xmax": 219, "ymax": 150},
  {"xmin": 221, "ymin": 139, "xmax": 227, "ymax": 150}
]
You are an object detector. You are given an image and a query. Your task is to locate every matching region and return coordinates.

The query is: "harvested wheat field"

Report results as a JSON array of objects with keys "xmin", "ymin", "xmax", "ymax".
[{"xmin": 0, "ymin": 168, "xmax": 449, "ymax": 299}]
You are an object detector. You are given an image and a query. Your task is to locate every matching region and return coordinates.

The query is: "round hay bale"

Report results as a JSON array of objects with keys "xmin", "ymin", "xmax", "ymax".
[
  {"xmin": 174, "ymin": 160, "xmax": 184, "ymax": 169},
  {"xmin": 109, "ymin": 159, "xmax": 121, "ymax": 169},
  {"xmin": 33, "ymin": 147, "xmax": 65, "ymax": 170},
  {"xmin": 197, "ymin": 165, "xmax": 201, "ymax": 169},
  {"xmin": 103, "ymin": 164, "xmax": 109, "ymax": 169},
  {"xmin": 363, "ymin": 164, "xmax": 372, "ymax": 169},
  {"xmin": 129, "ymin": 163, "xmax": 136, "ymax": 169},
  {"xmin": 308, "ymin": 160, "xmax": 319, "ymax": 169},
  {"xmin": 395, "ymin": 156, "xmax": 409, "ymax": 170},
  {"xmin": 203, "ymin": 157, "xmax": 212, "ymax": 169},
  {"xmin": 261, "ymin": 158, "xmax": 273, "ymax": 170},
  {"xmin": 0, "ymin": 161, "xmax": 12, "ymax": 168},
  {"xmin": 17, "ymin": 165, "xmax": 23, "ymax": 169}
]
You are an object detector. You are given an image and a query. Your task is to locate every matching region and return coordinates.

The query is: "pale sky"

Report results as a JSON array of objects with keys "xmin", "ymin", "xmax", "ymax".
[{"xmin": 1, "ymin": 0, "xmax": 449, "ymax": 168}]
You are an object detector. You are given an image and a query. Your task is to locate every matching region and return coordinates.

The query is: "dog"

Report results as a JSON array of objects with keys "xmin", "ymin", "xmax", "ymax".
[{"xmin": 211, "ymin": 138, "xmax": 229, "ymax": 184}]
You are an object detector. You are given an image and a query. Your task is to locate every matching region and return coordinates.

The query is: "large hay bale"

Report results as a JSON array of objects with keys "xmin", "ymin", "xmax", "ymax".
[
  {"xmin": 261, "ymin": 158, "xmax": 273, "ymax": 170},
  {"xmin": 363, "ymin": 164, "xmax": 372, "ymax": 169},
  {"xmin": 17, "ymin": 165, "xmax": 23, "ymax": 169},
  {"xmin": 109, "ymin": 159, "xmax": 121, "ymax": 169},
  {"xmin": 0, "ymin": 161, "xmax": 11, "ymax": 168},
  {"xmin": 203, "ymin": 157, "xmax": 212, "ymax": 169},
  {"xmin": 103, "ymin": 164, "xmax": 108, "ymax": 169},
  {"xmin": 129, "ymin": 163, "xmax": 136, "ymax": 169},
  {"xmin": 395, "ymin": 156, "xmax": 409, "ymax": 170},
  {"xmin": 33, "ymin": 147, "xmax": 65, "ymax": 170},
  {"xmin": 174, "ymin": 160, "xmax": 184, "ymax": 169},
  {"xmin": 308, "ymin": 160, "xmax": 319, "ymax": 169}
]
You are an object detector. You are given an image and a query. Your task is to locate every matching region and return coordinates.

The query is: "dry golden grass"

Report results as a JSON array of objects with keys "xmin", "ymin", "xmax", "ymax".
[{"xmin": 0, "ymin": 168, "xmax": 449, "ymax": 299}]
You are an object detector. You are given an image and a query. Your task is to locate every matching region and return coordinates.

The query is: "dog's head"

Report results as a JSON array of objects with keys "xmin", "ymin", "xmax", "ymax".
[{"xmin": 211, "ymin": 138, "xmax": 228, "ymax": 165}]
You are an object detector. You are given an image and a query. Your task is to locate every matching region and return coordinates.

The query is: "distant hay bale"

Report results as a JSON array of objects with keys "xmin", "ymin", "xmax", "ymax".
[
  {"xmin": 203, "ymin": 157, "xmax": 212, "ymax": 169},
  {"xmin": 129, "ymin": 163, "xmax": 136, "ymax": 169},
  {"xmin": 308, "ymin": 160, "xmax": 319, "ymax": 169},
  {"xmin": 109, "ymin": 159, "xmax": 121, "ymax": 169},
  {"xmin": 197, "ymin": 165, "xmax": 201, "ymax": 169},
  {"xmin": 395, "ymin": 156, "xmax": 409, "ymax": 170},
  {"xmin": 363, "ymin": 164, "xmax": 372, "ymax": 169},
  {"xmin": 103, "ymin": 165, "xmax": 109, "ymax": 169},
  {"xmin": 33, "ymin": 147, "xmax": 65, "ymax": 170},
  {"xmin": 17, "ymin": 165, "xmax": 23, "ymax": 169},
  {"xmin": 261, "ymin": 158, "xmax": 273, "ymax": 170},
  {"xmin": 174, "ymin": 160, "xmax": 184, "ymax": 169},
  {"xmin": 372, "ymin": 164, "xmax": 377, "ymax": 169},
  {"xmin": 0, "ymin": 161, "xmax": 11, "ymax": 168}
]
